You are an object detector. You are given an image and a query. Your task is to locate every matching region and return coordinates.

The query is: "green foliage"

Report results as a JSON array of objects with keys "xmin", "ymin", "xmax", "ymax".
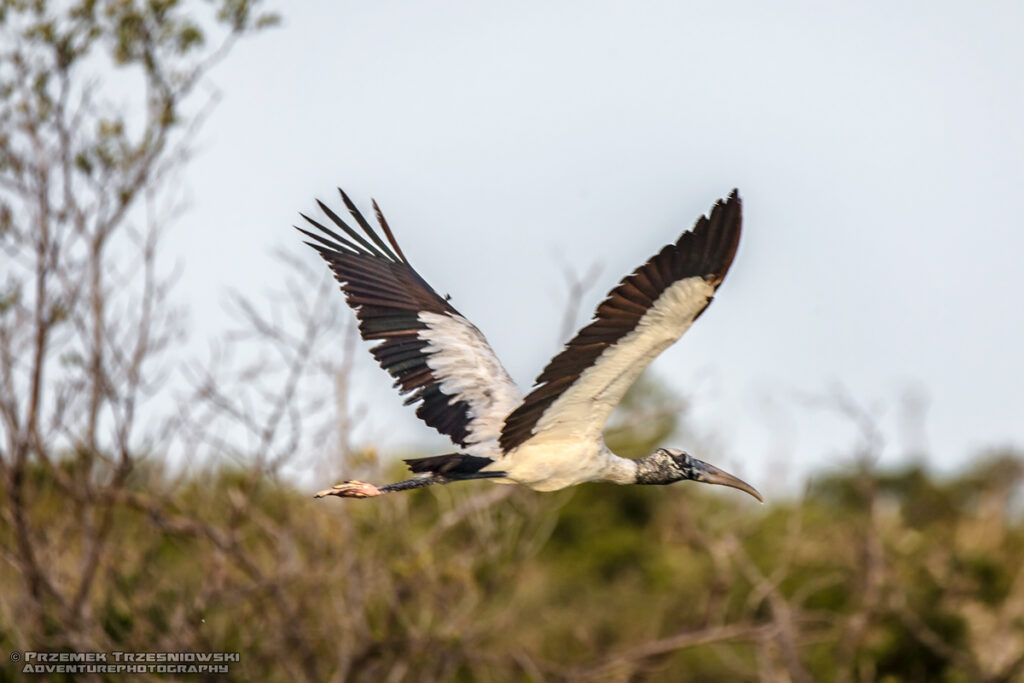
[{"xmin": 3, "ymin": 449, "xmax": 1023, "ymax": 680}]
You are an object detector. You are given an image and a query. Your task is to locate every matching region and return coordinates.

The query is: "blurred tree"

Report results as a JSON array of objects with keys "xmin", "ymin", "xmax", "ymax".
[{"xmin": 0, "ymin": 0, "xmax": 277, "ymax": 654}]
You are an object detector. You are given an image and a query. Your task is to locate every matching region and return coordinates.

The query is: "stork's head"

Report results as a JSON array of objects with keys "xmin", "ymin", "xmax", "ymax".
[{"xmin": 638, "ymin": 448, "xmax": 763, "ymax": 502}]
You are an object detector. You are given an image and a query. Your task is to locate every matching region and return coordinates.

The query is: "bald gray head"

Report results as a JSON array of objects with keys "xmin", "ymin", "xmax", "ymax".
[{"xmin": 635, "ymin": 448, "xmax": 763, "ymax": 502}]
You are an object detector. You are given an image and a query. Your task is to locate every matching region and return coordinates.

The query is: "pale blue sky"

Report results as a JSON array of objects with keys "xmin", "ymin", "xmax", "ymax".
[{"xmin": 170, "ymin": 0, "xmax": 1024, "ymax": 492}]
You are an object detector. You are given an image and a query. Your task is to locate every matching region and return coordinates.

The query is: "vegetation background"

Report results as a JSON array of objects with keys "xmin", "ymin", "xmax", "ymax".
[{"xmin": 2, "ymin": 2, "xmax": 1023, "ymax": 681}]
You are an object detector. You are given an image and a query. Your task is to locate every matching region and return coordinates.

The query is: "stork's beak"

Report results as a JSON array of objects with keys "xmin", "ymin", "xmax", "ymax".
[{"xmin": 691, "ymin": 458, "xmax": 764, "ymax": 503}]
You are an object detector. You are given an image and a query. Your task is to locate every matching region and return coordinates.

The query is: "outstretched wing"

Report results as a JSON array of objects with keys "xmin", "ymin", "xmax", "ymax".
[
  {"xmin": 499, "ymin": 190, "xmax": 742, "ymax": 453},
  {"xmin": 299, "ymin": 190, "xmax": 522, "ymax": 456}
]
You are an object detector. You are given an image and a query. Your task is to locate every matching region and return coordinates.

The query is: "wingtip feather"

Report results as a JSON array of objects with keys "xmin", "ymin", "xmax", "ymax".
[{"xmin": 372, "ymin": 198, "xmax": 409, "ymax": 264}]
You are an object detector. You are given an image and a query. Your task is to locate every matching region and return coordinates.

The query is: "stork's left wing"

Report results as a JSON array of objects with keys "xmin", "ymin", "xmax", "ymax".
[
  {"xmin": 299, "ymin": 190, "xmax": 522, "ymax": 456},
  {"xmin": 499, "ymin": 190, "xmax": 741, "ymax": 453}
]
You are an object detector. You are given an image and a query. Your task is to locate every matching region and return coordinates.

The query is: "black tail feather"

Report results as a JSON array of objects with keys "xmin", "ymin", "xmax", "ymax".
[{"xmin": 403, "ymin": 453, "xmax": 500, "ymax": 479}]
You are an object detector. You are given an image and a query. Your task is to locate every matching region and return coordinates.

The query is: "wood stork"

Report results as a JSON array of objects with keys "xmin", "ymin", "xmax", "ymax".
[{"xmin": 298, "ymin": 189, "xmax": 761, "ymax": 503}]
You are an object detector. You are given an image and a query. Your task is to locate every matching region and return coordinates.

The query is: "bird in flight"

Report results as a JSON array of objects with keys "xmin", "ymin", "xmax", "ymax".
[{"xmin": 298, "ymin": 189, "xmax": 761, "ymax": 503}]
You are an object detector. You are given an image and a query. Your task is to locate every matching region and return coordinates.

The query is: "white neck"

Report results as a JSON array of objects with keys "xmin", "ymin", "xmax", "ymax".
[{"xmin": 599, "ymin": 450, "xmax": 640, "ymax": 485}]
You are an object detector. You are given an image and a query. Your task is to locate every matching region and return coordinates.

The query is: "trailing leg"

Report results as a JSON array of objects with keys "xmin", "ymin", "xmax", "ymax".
[
  {"xmin": 314, "ymin": 453, "xmax": 508, "ymax": 500},
  {"xmin": 314, "ymin": 474, "xmax": 444, "ymax": 499}
]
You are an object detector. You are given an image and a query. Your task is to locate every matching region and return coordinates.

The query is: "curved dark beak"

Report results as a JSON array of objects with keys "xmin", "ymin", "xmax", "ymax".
[{"xmin": 691, "ymin": 458, "xmax": 764, "ymax": 503}]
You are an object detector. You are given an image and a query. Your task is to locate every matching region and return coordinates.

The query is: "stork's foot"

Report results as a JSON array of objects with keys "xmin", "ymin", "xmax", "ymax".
[{"xmin": 314, "ymin": 480, "xmax": 383, "ymax": 499}]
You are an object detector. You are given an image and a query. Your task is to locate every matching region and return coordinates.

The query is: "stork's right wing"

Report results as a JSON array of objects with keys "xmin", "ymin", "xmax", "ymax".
[{"xmin": 298, "ymin": 190, "xmax": 522, "ymax": 456}]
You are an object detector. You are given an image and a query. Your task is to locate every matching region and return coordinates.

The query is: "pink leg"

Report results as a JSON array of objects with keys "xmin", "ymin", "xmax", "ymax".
[
  {"xmin": 314, "ymin": 481, "xmax": 383, "ymax": 499},
  {"xmin": 314, "ymin": 471, "xmax": 499, "ymax": 500}
]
